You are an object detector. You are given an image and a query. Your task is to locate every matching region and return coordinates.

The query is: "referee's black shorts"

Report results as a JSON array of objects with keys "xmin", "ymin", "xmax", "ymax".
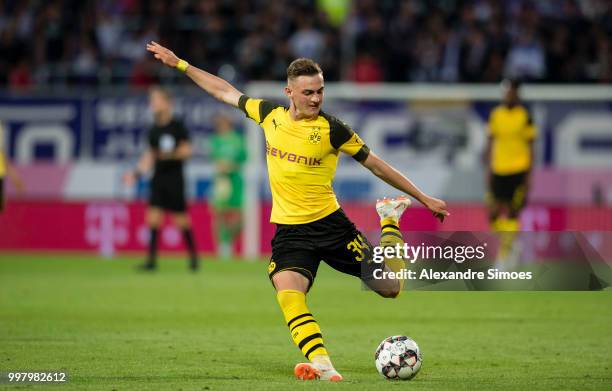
[
  {"xmin": 491, "ymin": 171, "xmax": 528, "ymax": 209},
  {"xmin": 268, "ymin": 208, "xmax": 382, "ymax": 290},
  {"xmin": 149, "ymin": 173, "xmax": 186, "ymax": 212}
]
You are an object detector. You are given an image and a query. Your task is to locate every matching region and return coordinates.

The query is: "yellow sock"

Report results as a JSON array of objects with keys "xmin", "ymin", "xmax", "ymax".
[
  {"xmin": 492, "ymin": 217, "xmax": 503, "ymax": 232},
  {"xmin": 381, "ymin": 216, "xmax": 398, "ymax": 227},
  {"xmin": 495, "ymin": 218, "xmax": 519, "ymax": 259},
  {"xmin": 505, "ymin": 218, "xmax": 519, "ymax": 232},
  {"xmin": 276, "ymin": 290, "xmax": 328, "ymax": 361},
  {"xmin": 379, "ymin": 219, "xmax": 406, "ymax": 291}
]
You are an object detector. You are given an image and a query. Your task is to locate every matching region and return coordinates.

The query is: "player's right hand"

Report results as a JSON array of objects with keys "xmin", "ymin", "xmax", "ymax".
[
  {"xmin": 423, "ymin": 196, "xmax": 450, "ymax": 222},
  {"xmin": 146, "ymin": 41, "xmax": 179, "ymax": 68}
]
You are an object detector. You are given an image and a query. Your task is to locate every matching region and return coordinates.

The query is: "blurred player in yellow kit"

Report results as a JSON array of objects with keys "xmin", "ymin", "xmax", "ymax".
[
  {"xmin": 146, "ymin": 41, "xmax": 449, "ymax": 381},
  {"xmin": 486, "ymin": 80, "xmax": 537, "ymax": 262}
]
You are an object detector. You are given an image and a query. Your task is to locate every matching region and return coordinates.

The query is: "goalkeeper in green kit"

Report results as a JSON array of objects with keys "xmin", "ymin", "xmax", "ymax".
[{"xmin": 209, "ymin": 112, "xmax": 247, "ymax": 259}]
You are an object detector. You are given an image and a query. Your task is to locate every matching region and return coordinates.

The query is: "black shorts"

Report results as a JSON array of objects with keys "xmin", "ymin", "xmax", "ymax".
[
  {"xmin": 491, "ymin": 171, "xmax": 527, "ymax": 208},
  {"xmin": 149, "ymin": 173, "xmax": 186, "ymax": 212},
  {"xmin": 268, "ymin": 208, "xmax": 382, "ymax": 290}
]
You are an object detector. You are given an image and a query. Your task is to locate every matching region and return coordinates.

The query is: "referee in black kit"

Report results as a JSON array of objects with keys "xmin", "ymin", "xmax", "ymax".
[{"xmin": 123, "ymin": 86, "xmax": 199, "ymax": 271}]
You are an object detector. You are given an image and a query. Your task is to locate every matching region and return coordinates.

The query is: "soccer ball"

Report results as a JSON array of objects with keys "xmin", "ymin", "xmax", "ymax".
[{"xmin": 374, "ymin": 335, "xmax": 422, "ymax": 380}]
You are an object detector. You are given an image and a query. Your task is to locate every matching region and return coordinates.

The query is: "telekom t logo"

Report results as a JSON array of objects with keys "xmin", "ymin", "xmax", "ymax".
[{"xmin": 85, "ymin": 203, "xmax": 129, "ymax": 257}]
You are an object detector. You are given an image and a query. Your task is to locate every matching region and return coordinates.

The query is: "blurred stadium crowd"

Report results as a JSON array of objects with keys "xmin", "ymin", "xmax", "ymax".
[{"xmin": 0, "ymin": 0, "xmax": 610, "ymax": 89}]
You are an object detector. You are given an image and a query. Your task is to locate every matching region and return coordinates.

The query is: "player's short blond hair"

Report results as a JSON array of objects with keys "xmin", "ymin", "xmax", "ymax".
[{"xmin": 287, "ymin": 58, "xmax": 323, "ymax": 80}]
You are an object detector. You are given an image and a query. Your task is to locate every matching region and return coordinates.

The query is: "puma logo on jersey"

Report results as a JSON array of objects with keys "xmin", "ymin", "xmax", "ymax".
[{"xmin": 266, "ymin": 142, "xmax": 322, "ymax": 166}]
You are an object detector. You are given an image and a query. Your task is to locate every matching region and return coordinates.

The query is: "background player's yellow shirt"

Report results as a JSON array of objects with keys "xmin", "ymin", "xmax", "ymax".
[
  {"xmin": 488, "ymin": 104, "xmax": 537, "ymax": 175},
  {"xmin": 239, "ymin": 95, "xmax": 369, "ymax": 224},
  {"xmin": 0, "ymin": 152, "xmax": 5, "ymax": 177}
]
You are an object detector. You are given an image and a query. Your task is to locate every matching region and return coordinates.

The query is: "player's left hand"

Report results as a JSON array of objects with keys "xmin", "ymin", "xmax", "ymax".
[
  {"xmin": 146, "ymin": 41, "xmax": 180, "ymax": 68},
  {"xmin": 423, "ymin": 196, "xmax": 449, "ymax": 222}
]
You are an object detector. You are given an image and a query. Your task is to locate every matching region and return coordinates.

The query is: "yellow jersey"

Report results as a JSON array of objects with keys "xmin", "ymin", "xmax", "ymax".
[
  {"xmin": 488, "ymin": 104, "xmax": 537, "ymax": 175},
  {"xmin": 0, "ymin": 151, "xmax": 5, "ymax": 177},
  {"xmin": 238, "ymin": 95, "xmax": 369, "ymax": 224}
]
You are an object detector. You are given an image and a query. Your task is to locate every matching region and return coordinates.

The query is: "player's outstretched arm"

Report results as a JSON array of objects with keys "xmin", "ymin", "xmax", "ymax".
[
  {"xmin": 361, "ymin": 151, "xmax": 450, "ymax": 222},
  {"xmin": 146, "ymin": 41, "xmax": 243, "ymax": 107}
]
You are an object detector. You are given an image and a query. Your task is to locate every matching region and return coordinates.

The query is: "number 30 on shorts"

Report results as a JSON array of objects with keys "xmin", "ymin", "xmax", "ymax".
[{"xmin": 346, "ymin": 234, "xmax": 369, "ymax": 262}]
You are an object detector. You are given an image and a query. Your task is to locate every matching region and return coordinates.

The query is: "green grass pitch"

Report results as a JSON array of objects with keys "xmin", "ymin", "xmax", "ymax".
[{"xmin": 1, "ymin": 254, "xmax": 611, "ymax": 390}]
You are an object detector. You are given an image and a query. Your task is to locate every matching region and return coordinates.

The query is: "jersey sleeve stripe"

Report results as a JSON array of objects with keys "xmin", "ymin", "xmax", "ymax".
[
  {"xmin": 238, "ymin": 94, "xmax": 249, "ymax": 114},
  {"xmin": 352, "ymin": 145, "xmax": 370, "ymax": 162},
  {"xmin": 259, "ymin": 100, "xmax": 280, "ymax": 124},
  {"xmin": 326, "ymin": 114, "xmax": 353, "ymax": 149}
]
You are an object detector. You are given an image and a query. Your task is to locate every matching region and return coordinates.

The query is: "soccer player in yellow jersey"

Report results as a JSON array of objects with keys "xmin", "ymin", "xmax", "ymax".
[
  {"xmin": 0, "ymin": 122, "xmax": 25, "ymax": 213},
  {"xmin": 147, "ymin": 41, "xmax": 449, "ymax": 381},
  {"xmin": 486, "ymin": 80, "xmax": 537, "ymax": 260}
]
